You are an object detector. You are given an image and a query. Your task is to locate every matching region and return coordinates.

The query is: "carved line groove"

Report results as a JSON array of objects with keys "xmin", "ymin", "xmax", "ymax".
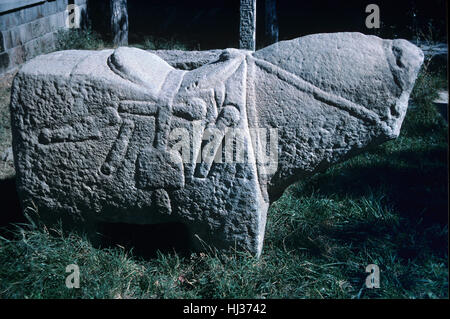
[
  {"xmin": 253, "ymin": 57, "xmax": 382, "ymax": 125},
  {"xmin": 100, "ymin": 119, "xmax": 135, "ymax": 176}
]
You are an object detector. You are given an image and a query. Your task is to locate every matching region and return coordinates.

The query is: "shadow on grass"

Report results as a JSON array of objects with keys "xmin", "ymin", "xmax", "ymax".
[
  {"xmin": 97, "ymin": 222, "xmax": 192, "ymax": 259},
  {"xmin": 0, "ymin": 178, "xmax": 191, "ymax": 260},
  {"xmin": 296, "ymin": 147, "xmax": 448, "ymax": 225},
  {"xmin": 282, "ymin": 145, "xmax": 448, "ymax": 261}
]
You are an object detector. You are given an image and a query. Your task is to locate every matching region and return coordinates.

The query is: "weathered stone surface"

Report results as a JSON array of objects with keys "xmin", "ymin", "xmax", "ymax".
[
  {"xmin": 1, "ymin": 11, "xmax": 65, "ymax": 51},
  {"xmin": 0, "ymin": 0, "xmax": 46, "ymax": 14},
  {"xmin": 0, "ymin": 1, "xmax": 67, "ymax": 31},
  {"xmin": 110, "ymin": 0, "xmax": 128, "ymax": 46},
  {"xmin": 149, "ymin": 49, "xmax": 224, "ymax": 70},
  {"xmin": 10, "ymin": 33, "xmax": 424, "ymax": 256},
  {"xmin": 239, "ymin": 0, "xmax": 256, "ymax": 51}
]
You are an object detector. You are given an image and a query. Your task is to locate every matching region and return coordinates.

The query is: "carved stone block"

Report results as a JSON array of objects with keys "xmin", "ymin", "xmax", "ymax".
[{"xmin": 10, "ymin": 33, "xmax": 424, "ymax": 256}]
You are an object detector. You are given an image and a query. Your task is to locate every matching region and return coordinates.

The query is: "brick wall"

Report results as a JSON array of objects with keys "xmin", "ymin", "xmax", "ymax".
[{"xmin": 0, "ymin": 0, "xmax": 87, "ymax": 75}]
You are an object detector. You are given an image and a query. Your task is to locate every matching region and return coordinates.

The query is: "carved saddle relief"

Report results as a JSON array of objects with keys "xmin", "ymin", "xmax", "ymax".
[
  {"xmin": 37, "ymin": 48, "xmax": 251, "ymax": 197},
  {"xmin": 105, "ymin": 47, "xmax": 249, "ymax": 190}
]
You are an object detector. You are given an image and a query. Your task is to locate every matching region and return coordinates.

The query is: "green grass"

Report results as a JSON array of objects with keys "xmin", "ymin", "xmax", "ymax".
[
  {"xmin": 0, "ymin": 35, "xmax": 448, "ymax": 299},
  {"xmin": 132, "ymin": 35, "xmax": 200, "ymax": 51},
  {"xmin": 54, "ymin": 29, "xmax": 198, "ymax": 52},
  {"xmin": 54, "ymin": 28, "xmax": 107, "ymax": 51}
]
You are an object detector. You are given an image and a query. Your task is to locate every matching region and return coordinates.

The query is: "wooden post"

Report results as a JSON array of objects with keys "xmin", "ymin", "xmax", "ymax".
[
  {"xmin": 264, "ymin": 0, "xmax": 278, "ymax": 46},
  {"xmin": 239, "ymin": 0, "xmax": 257, "ymax": 51},
  {"xmin": 111, "ymin": 0, "xmax": 128, "ymax": 46}
]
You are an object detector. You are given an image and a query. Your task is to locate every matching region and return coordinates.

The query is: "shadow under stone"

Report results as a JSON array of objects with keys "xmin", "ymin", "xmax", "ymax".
[
  {"xmin": 284, "ymin": 145, "xmax": 448, "ymax": 259},
  {"xmin": 294, "ymin": 147, "xmax": 448, "ymax": 226},
  {"xmin": 0, "ymin": 178, "xmax": 191, "ymax": 259},
  {"xmin": 0, "ymin": 177, "xmax": 26, "ymax": 238},
  {"xmin": 97, "ymin": 221, "xmax": 192, "ymax": 259}
]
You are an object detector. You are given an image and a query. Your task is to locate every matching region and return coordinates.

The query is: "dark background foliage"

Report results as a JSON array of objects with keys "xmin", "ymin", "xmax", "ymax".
[{"xmin": 88, "ymin": 0, "xmax": 447, "ymax": 49}]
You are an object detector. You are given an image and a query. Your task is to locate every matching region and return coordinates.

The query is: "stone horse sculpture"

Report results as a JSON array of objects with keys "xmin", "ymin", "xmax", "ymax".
[{"xmin": 10, "ymin": 33, "xmax": 423, "ymax": 256}]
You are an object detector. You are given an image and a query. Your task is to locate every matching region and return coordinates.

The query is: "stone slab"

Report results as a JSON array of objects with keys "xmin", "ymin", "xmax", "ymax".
[
  {"xmin": 0, "ymin": 0, "xmax": 45, "ymax": 14},
  {"xmin": 0, "ymin": 1, "xmax": 64, "ymax": 31},
  {"xmin": 239, "ymin": 0, "xmax": 256, "ymax": 51},
  {"xmin": 148, "ymin": 49, "xmax": 225, "ymax": 70},
  {"xmin": 10, "ymin": 33, "xmax": 424, "ymax": 256},
  {"xmin": 1, "ymin": 11, "xmax": 65, "ymax": 50},
  {"xmin": 0, "ymin": 30, "xmax": 57, "ymax": 74}
]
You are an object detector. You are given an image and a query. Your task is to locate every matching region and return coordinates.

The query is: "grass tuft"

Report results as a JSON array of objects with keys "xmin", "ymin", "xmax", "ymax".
[
  {"xmin": 132, "ymin": 35, "xmax": 200, "ymax": 51},
  {"xmin": 54, "ymin": 28, "xmax": 107, "ymax": 51}
]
